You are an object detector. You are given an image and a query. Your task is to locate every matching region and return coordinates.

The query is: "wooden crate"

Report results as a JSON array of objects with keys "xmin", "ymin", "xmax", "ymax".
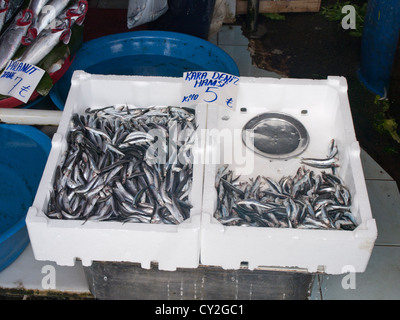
[
  {"xmin": 236, "ymin": 0, "xmax": 321, "ymax": 14},
  {"xmin": 83, "ymin": 261, "xmax": 315, "ymax": 300}
]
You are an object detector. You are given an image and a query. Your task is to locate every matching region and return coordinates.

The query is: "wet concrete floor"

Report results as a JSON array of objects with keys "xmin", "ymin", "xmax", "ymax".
[{"xmin": 239, "ymin": 0, "xmax": 400, "ymax": 188}]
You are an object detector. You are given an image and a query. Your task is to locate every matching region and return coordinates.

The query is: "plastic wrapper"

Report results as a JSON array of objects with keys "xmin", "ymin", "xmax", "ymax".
[
  {"xmin": 127, "ymin": 0, "xmax": 168, "ymax": 29},
  {"xmin": 209, "ymin": 0, "xmax": 226, "ymax": 39}
]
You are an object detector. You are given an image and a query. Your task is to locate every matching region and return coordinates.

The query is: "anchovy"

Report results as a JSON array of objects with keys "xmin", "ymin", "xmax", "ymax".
[
  {"xmin": 300, "ymin": 157, "xmax": 338, "ymax": 169},
  {"xmin": 46, "ymin": 105, "xmax": 196, "ymax": 225},
  {"xmin": 214, "ymin": 139, "xmax": 357, "ymax": 230},
  {"xmin": 327, "ymin": 139, "xmax": 338, "ymax": 158},
  {"xmin": 300, "ymin": 139, "xmax": 339, "ymax": 170}
]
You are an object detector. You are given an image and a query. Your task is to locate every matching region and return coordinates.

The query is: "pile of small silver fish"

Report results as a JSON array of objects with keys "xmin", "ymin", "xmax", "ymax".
[
  {"xmin": 214, "ymin": 139, "xmax": 358, "ymax": 230},
  {"xmin": 46, "ymin": 105, "xmax": 196, "ymax": 224},
  {"xmin": 0, "ymin": 0, "xmax": 88, "ymax": 72}
]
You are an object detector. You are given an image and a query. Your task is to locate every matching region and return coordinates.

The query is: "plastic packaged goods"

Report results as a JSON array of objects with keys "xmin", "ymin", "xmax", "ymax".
[{"xmin": 127, "ymin": 0, "xmax": 168, "ymax": 29}]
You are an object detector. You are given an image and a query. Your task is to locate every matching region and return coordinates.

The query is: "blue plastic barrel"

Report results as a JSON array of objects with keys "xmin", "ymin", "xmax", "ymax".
[
  {"xmin": 153, "ymin": 0, "xmax": 217, "ymax": 39},
  {"xmin": 358, "ymin": 0, "xmax": 400, "ymax": 96},
  {"xmin": 0, "ymin": 124, "xmax": 51, "ymax": 272}
]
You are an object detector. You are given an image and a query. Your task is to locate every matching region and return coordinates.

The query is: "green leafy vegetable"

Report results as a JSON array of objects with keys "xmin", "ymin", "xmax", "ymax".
[
  {"xmin": 373, "ymin": 96, "xmax": 400, "ymax": 144},
  {"xmin": 262, "ymin": 13, "xmax": 286, "ymax": 21},
  {"xmin": 320, "ymin": 1, "xmax": 367, "ymax": 37}
]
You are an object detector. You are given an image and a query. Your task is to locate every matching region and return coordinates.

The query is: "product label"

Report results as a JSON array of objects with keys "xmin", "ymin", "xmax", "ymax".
[
  {"xmin": 181, "ymin": 71, "xmax": 239, "ymax": 110},
  {"xmin": 0, "ymin": 60, "xmax": 45, "ymax": 103}
]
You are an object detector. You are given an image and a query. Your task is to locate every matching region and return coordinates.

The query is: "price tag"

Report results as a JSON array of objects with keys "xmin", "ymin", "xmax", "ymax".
[
  {"xmin": 0, "ymin": 60, "xmax": 45, "ymax": 103},
  {"xmin": 181, "ymin": 71, "xmax": 239, "ymax": 110}
]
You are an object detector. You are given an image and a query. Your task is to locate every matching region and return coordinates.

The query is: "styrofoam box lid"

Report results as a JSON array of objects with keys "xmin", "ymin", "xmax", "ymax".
[
  {"xmin": 26, "ymin": 71, "xmax": 206, "ymax": 271},
  {"xmin": 200, "ymin": 76, "xmax": 377, "ymax": 274}
]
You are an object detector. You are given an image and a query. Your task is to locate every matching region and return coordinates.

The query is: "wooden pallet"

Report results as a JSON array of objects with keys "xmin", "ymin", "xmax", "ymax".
[
  {"xmin": 236, "ymin": 0, "xmax": 322, "ymax": 14},
  {"xmin": 83, "ymin": 261, "xmax": 315, "ymax": 300}
]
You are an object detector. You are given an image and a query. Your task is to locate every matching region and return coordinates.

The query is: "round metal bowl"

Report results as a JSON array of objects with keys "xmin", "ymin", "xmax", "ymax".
[{"xmin": 242, "ymin": 112, "xmax": 309, "ymax": 160}]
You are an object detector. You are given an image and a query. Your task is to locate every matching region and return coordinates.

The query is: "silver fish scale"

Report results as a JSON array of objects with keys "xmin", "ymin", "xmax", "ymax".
[
  {"xmin": 214, "ymin": 140, "xmax": 358, "ymax": 231},
  {"xmin": 46, "ymin": 105, "xmax": 196, "ymax": 224}
]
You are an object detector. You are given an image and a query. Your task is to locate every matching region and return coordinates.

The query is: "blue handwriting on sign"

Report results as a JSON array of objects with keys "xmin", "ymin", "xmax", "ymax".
[
  {"xmin": 5, "ymin": 61, "xmax": 40, "ymax": 75},
  {"xmin": 7, "ymin": 76, "xmax": 23, "ymax": 95},
  {"xmin": 182, "ymin": 93, "xmax": 199, "ymax": 103},
  {"xmin": 226, "ymin": 97, "xmax": 233, "ymax": 108},
  {"xmin": 203, "ymin": 87, "xmax": 218, "ymax": 103},
  {"xmin": 183, "ymin": 71, "xmax": 239, "ymax": 108},
  {"xmin": 185, "ymin": 71, "xmax": 239, "ymax": 89},
  {"xmin": 19, "ymin": 85, "xmax": 31, "ymax": 98},
  {"xmin": 0, "ymin": 71, "xmax": 15, "ymax": 79}
]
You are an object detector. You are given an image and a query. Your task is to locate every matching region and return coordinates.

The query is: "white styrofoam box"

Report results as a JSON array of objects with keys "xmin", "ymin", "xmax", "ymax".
[
  {"xmin": 200, "ymin": 76, "xmax": 378, "ymax": 274},
  {"xmin": 26, "ymin": 71, "xmax": 206, "ymax": 271}
]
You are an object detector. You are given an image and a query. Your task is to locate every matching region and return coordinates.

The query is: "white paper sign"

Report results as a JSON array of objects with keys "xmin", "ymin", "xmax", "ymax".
[
  {"xmin": 0, "ymin": 60, "xmax": 45, "ymax": 103},
  {"xmin": 181, "ymin": 71, "xmax": 239, "ymax": 110}
]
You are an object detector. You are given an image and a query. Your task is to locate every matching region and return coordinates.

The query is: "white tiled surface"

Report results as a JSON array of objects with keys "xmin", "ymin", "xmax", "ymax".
[
  {"xmin": 310, "ymin": 176, "xmax": 400, "ymax": 299},
  {"xmin": 314, "ymin": 246, "xmax": 400, "ymax": 300},
  {"xmin": 1, "ymin": 25, "xmax": 399, "ymax": 299},
  {"xmin": 211, "ymin": 25, "xmax": 281, "ymax": 78},
  {"xmin": 360, "ymin": 149, "xmax": 393, "ymax": 181},
  {"xmin": 366, "ymin": 180, "xmax": 400, "ymax": 246},
  {"xmin": 0, "ymin": 244, "xmax": 89, "ymax": 293}
]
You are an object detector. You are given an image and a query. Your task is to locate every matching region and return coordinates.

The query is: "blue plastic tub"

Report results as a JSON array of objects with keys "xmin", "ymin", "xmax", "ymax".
[
  {"xmin": 50, "ymin": 31, "xmax": 240, "ymax": 110},
  {"xmin": 358, "ymin": 0, "xmax": 400, "ymax": 96},
  {"xmin": 0, "ymin": 124, "xmax": 51, "ymax": 272}
]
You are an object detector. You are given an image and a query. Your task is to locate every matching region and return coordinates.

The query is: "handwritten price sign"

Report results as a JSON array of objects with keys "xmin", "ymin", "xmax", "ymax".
[
  {"xmin": 0, "ymin": 60, "xmax": 45, "ymax": 103},
  {"xmin": 181, "ymin": 71, "xmax": 239, "ymax": 110}
]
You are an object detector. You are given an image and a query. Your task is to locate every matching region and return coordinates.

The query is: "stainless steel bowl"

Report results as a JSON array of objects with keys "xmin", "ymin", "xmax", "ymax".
[{"xmin": 242, "ymin": 112, "xmax": 309, "ymax": 159}]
